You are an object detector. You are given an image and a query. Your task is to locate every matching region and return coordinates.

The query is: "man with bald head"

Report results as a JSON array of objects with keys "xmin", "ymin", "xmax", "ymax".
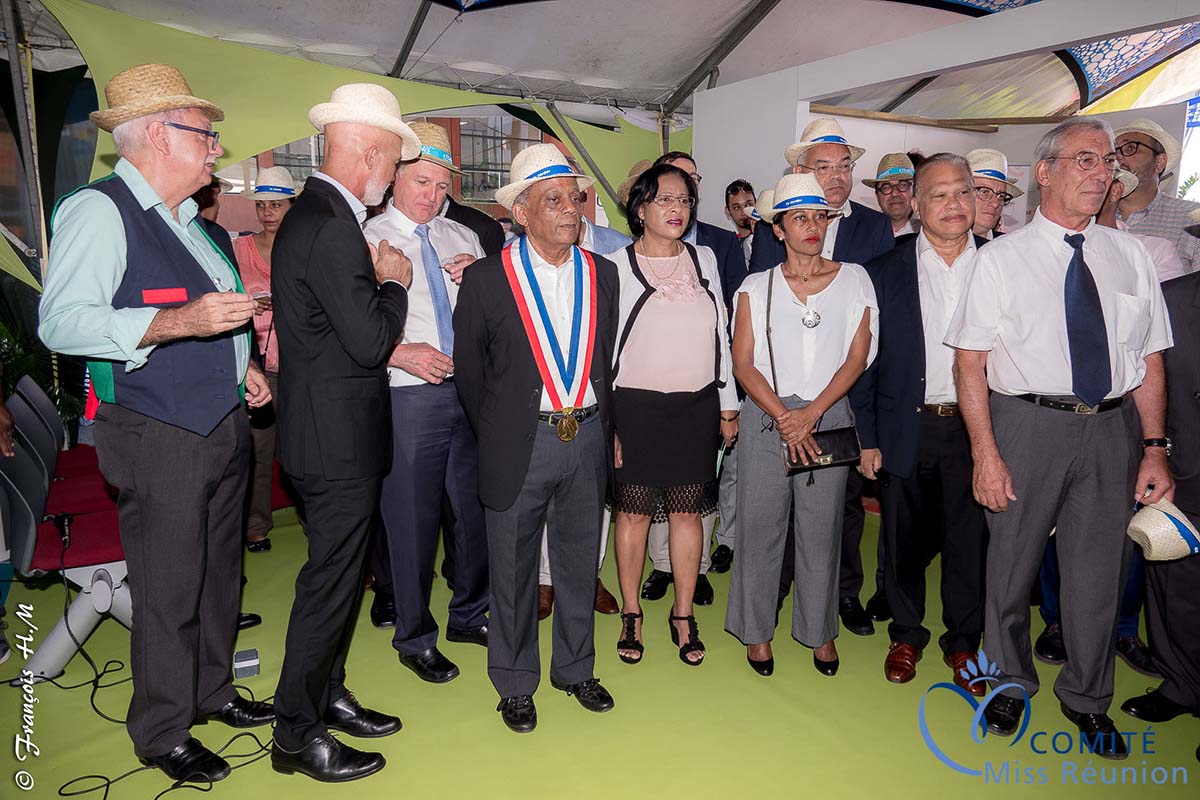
[{"xmin": 271, "ymin": 84, "xmax": 416, "ymax": 782}]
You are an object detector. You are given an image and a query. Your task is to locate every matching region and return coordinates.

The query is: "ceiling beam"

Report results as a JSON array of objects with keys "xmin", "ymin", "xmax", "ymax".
[
  {"xmin": 389, "ymin": 0, "xmax": 433, "ymax": 78},
  {"xmin": 878, "ymin": 75, "xmax": 937, "ymax": 114},
  {"xmin": 808, "ymin": 103, "xmax": 998, "ymax": 134},
  {"xmin": 661, "ymin": 0, "xmax": 782, "ymax": 114}
]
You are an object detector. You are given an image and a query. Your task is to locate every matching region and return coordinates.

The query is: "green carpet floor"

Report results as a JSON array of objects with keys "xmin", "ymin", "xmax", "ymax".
[{"xmin": 1, "ymin": 510, "xmax": 1196, "ymax": 799}]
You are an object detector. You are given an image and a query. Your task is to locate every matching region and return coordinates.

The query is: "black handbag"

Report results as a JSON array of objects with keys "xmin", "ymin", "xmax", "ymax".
[{"xmin": 764, "ymin": 267, "xmax": 861, "ymax": 473}]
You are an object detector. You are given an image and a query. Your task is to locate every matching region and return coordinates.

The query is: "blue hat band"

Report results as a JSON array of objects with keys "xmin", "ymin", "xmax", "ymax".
[
  {"xmin": 876, "ymin": 166, "xmax": 914, "ymax": 180},
  {"xmin": 812, "ymin": 135, "xmax": 848, "ymax": 144},
  {"xmin": 1164, "ymin": 511, "xmax": 1200, "ymax": 555},
  {"xmin": 421, "ymin": 144, "xmax": 453, "ymax": 163},
  {"xmin": 255, "ymin": 185, "xmax": 295, "ymax": 196},
  {"xmin": 774, "ymin": 194, "xmax": 829, "ymax": 211},
  {"xmin": 975, "ymin": 168, "xmax": 1008, "ymax": 182},
  {"xmin": 524, "ymin": 163, "xmax": 575, "ymax": 180}
]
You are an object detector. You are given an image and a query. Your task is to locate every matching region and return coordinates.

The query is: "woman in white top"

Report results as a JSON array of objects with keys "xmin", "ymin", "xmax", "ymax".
[
  {"xmin": 724, "ymin": 173, "xmax": 878, "ymax": 678},
  {"xmin": 608, "ymin": 163, "xmax": 739, "ymax": 667}
]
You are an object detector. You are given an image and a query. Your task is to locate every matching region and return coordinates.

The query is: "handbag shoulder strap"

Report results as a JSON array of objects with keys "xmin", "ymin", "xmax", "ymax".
[{"xmin": 765, "ymin": 266, "xmax": 780, "ymax": 395}]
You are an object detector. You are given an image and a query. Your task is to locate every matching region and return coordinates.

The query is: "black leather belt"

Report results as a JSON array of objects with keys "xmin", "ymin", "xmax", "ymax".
[
  {"xmin": 537, "ymin": 405, "xmax": 600, "ymax": 425},
  {"xmin": 1014, "ymin": 394, "xmax": 1123, "ymax": 415},
  {"xmin": 922, "ymin": 403, "xmax": 960, "ymax": 417}
]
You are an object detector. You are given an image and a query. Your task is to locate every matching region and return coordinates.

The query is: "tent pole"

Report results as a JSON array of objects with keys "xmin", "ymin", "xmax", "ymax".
[
  {"xmin": 545, "ymin": 101, "xmax": 620, "ymax": 209},
  {"xmin": 2, "ymin": 0, "xmax": 45, "ymax": 269},
  {"xmin": 389, "ymin": 0, "xmax": 432, "ymax": 78},
  {"xmin": 659, "ymin": 110, "xmax": 671, "ymax": 155}
]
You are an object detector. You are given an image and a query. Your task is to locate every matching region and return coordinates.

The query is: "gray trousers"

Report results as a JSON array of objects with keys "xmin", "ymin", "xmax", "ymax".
[
  {"xmin": 725, "ymin": 396, "xmax": 850, "ymax": 646},
  {"xmin": 715, "ymin": 442, "xmax": 738, "ymax": 549},
  {"xmin": 485, "ymin": 416, "xmax": 606, "ymax": 698},
  {"xmin": 984, "ymin": 394, "xmax": 1138, "ymax": 714}
]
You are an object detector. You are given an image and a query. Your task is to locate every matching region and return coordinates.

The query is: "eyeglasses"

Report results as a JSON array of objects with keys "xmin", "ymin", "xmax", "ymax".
[
  {"xmin": 876, "ymin": 180, "xmax": 912, "ymax": 196},
  {"xmin": 650, "ymin": 194, "xmax": 696, "ymax": 208},
  {"xmin": 1044, "ymin": 151, "xmax": 1120, "ymax": 174},
  {"xmin": 1116, "ymin": 141, "xmax": 1163, "ymax": 159},
  {"xmin": 163, "ymin": 121, "xmax": 220, "ymax": 148},
  {"xmin": 973, "ymin": 185, "xmax": 1014, "ymax": 206},
  {"xmin": 798, "ymin": 161, "xmax": 855, "ymax": 177}
]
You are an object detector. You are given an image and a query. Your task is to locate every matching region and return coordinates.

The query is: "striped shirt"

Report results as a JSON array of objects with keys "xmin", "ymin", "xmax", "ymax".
[{"xmin": 1119, "ymin": 190, "xmax": 1200, "ymax": 273}]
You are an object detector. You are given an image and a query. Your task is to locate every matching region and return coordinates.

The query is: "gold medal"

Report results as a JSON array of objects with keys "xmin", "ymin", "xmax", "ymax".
[{"xmin": 555, "ymin": 407, "xmax": 579, "ymax": 442}]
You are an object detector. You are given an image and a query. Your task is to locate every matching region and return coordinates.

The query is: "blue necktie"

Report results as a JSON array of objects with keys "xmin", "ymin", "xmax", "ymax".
[
  {"xmin": 1063, "ymin": 233, "xmax": 1111, "ymax": 407},
  {"xmin": 415, "ymin": 223, "xmax": 454, "ymax": 355}
]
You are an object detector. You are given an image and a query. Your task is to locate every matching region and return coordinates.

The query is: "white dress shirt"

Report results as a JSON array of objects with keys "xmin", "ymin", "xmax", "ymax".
[
  {"xmin": 945, "ymin": 208, "xmax": 1173, "ymax": 398},
  {"xmin": 522, "ymin": 240, "xmax": 599, "ymax": 412},
  {"xmin": 363, "ymin": 202, "xmax": 485, "ymax": 387},
  {"xmin": 916, "ymin": 231, "xmax": 976, "ymax": 404},
  {"xmin": 895, "ymin": 218, "xmax": 916, "ymax": 238},
  {"xmin": 740, "ymin": 233, "xmax": 753, "ymax": 266},
  {"xmin": 734, "ymin": 262, "xmax": 878, "ymax": 400}
]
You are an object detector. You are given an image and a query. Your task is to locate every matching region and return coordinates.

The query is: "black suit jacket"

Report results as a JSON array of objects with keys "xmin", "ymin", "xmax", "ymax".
[
  {"xmin": 454, "ymin": 248, "xmax": 619, "ymax": 511},
  {"xmin": 695, "ymin": 220, "xmax": 748, "ymax": 310},
  {"xmin": 1162, "ymin": 272, "xmax": 1200, "ymax": 518},
  {"xmin": 748, "ymin": 200, "xmax": 895, "ymax": 274},
  {"xmin": 271, "ymin": 177, "xmax": 408, "ymax": 481},
  {"xmin": 848, "ymin": 235, "xmax": 989, "ymax": 480},
  {"xmin": 445, "ymin": 196, "xmax": 505, "ymax": 256}
]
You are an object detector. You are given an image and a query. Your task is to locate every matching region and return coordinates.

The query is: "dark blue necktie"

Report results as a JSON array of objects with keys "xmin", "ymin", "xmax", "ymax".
[{"xmin": 1063, "ymin": 233, "xmax": 1111, "ymax": 407}]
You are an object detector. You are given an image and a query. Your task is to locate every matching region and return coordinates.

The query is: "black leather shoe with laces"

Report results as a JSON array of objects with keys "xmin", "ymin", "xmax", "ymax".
[
  {"xmin": 140, "ymin": 738, "xmax": 231, "ymax": 782},
  {"xmin": 198, "ymin": 696, "xmax": 275, "ymax": 728},
  {"xmin": 271, "ymin": 733, "xmax": 385, "ymax": 782},
  {"xmin": 550, "ymin": 677, "xmax": 614, "ymax": 713},
  {"xmin": 323, "ymin": 692, "xmax": 402, "ymax": 738},
  {"xmin": 984, "ymin": 695, "xmax": 1026, "ymax": 736},
  {"xmin": 497, "ymin": 695, "xmax": 537, "ymax": 733},
  {"xmin": 1061, "ymin": 703, "xmax": 1129, "ymax": 760}
]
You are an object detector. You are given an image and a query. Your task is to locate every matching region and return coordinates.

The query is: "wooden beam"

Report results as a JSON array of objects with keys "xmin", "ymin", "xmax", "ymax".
[{"xmin": 808, "ymin": 104, "xmax": 999, "ymax": 134}]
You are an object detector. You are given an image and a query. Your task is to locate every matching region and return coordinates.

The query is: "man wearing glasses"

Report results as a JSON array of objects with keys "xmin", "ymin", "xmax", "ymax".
[
  {"xmin": 1115, "ymin": 118, "xmax": 1200, "ymax": 271},
  {"xmin": 965, "ymin": 148, "xmax": 1023, "ymax": 240},
  {"xmin": 863, "ymin": 153, "xmax": 920, "ymax": 238},
  {"xmin": 948, "ymin": 118, "xmax": 1173, "ymax": 760}
]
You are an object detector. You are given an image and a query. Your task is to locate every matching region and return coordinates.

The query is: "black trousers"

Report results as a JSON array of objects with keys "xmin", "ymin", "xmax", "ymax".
[
  {"xmin": 273, "ymin": 471, "xmax": 381, "ymax": 750},
  {"xmin": 879, "ymin": 413, "xmax": 987, "ymax": 654},
  {"xmin": 94, "ymin": 404, "xmax": 248, "ymax": 758},
  {"xmin": 1146, "ymin": 549, "xmax": 1200, "ymax": 709}
]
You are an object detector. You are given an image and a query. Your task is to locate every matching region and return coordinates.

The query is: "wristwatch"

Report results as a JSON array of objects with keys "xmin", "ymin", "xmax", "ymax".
[{"xmin": 1142, "ymin": 437, "xmax": 1173, "ymax": 456}]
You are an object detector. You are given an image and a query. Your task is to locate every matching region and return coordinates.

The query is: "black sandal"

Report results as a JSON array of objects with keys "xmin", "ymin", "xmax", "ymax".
[
  {"xmin": 617, "ymin": 611, "xmax": 644, "ymax": 664},
  {"xmin": 669, "ymin": 614, "xmax": 705, "ymax": 666}
]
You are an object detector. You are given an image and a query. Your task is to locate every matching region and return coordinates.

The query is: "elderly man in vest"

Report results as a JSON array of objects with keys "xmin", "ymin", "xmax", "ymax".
[{"xmin": 39, "ymin": 64, "xmax": 274, "ymax": 783}]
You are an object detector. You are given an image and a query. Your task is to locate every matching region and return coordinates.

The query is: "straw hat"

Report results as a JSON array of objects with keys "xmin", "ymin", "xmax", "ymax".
[
  {"xmin": 495, "ymin": 143, "xmax": 594, "ymax": 210},
  {"xmin": 758, "ymin": 173, "xmax": 837, "ymax": 224},
  {"xmin": 1114, "ymin": 168, "xmax": 1139, "ymax": 199},
  {"xmin": 1114, "ymin": 118, "xmax": 1181, "ymax": 179},
  {"xmin": 308, "ymin": 83, "xmax": 421, "ymax": 160},
  {"xmin": 862, "ymin": 153, "xmax": 915, "ymax": 189},
  {"xmin": 784, "ymin": 119, "xmax": 866, "ymax": 168},
  {"xmin": 616, "ymin": 159, "xmax": 654, "ymax": 206},
  {"xmin": 245, "ymin": 166, "xmax": 299, "ymax": 200},
  {"xmin": 966, "ymin": 148, "xmax": 1024, "ymax": 198},
  {"xmin": 747, "ymin": 189, "xmax": 773, "ymax": 222},
  {"xmin": 90, "ymin": 64, "xmax": 223, "ymax": 132},
  {"xmin": 407, "ymin": 121, "xmax": 461, "ymax": 175},
  {"xmin": 1128, "ymin": 499, "xmax": 1200, "ymax": 561}
]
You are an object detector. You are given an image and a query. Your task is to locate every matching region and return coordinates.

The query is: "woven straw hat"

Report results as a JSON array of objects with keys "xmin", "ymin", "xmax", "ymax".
[
  {"xmin": 1115, "ymin": 118, "xmax": 1181, "ymax": 179},
  {"xmin": 90, "ymin": 64, "xmax": 223, "ymax": 132},
  {"xmin": 747, "ymin": 189, "xmax": 773, "ymax": 222},
  {"xmin": 308, "ymin": 84, "xmax": 421, "ymax": 160},
  {"xmin": 966, "ymin": 148, "xmax": 1024, "ymax": 198},
  {"xmin": 784, "ymin": 119, "xmax": 866, "ymax": 168},
  {"xmin": 1128, "ymin": 499, "xmax": 1200, "ymax": 561},
  {"xmin": 1114, "ymin": 168, "xmax": 1139, "ymax": 199},
  {"xmin": 616, "ymin": 158, "xmax": 654, "ymax": 206},
  {"xmin": 862, "ymin": 153, "xmax": 915, "ymax": 189},
  {"xmin": 245, "ymin": 166, "xmax": 299, "ymax": 200},
  {"xmin": 495, "ymin": 143, "xmax": 594, "ymax": 210},
  {"xmin": 407, "ymin": 121, "xmax": 461, "ymax": 175},
  {"xmin": 758, "ymin": 173, "xmax": 837, "ymax": 224}
]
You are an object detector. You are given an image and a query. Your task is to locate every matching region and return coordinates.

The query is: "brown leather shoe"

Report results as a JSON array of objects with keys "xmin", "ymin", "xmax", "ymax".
[
  {"xmin": 947, "ymin": 651, "xmax": 986, "ymax": 697},
  {"xmin": 884, "ymin": 642, "xmax": 922, "ymax": 684},
  {"xmin": 594, "ymin": 580, "xmax": 619, "ymax": 614},
  {"xmin": 538, "ymin": 585, "xmax": 554, "ymax": 621}
]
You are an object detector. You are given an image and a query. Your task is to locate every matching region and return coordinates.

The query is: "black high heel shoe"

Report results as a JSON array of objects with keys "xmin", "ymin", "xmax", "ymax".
[
  {"xmin": 669, "ymin": 614, "xmax": 705, "ymax": 666},
  {"xmin": 813, "ymin": 647, "xmax": 839, "ymax": 676},
  {"xmin": 616, "ymin": 611, "xmax": 644, "ymax": 664},
  {"xmin": 747, "ymin": 653, "xmax": 774, "ymax": 676}
]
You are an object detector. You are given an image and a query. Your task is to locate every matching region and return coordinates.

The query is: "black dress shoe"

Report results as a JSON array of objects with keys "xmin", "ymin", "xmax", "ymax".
[
  {"xmin": 323, "ymin": 692, "xmax": 402, "ymax": 738},
  {"xmin": 398, "ymin": 647, "xmax": 460, "ymax": 684},
  {"xmin": 370, "ymin": 593, "xmax": 396, "ymax": 629},
  {"xmin": 865, "ymin": 592, "xmax": 892, "ymax": 622},
  {"xmin": 694, "ymin": 573, "xmax": 715, "ymax": 606},
  {"xmin": 640, "ymin": 569, "xmax": 673, "ymax": 601},
  {"xmin": 1116, "ymin": 636, "xmax": 1161, "ymax": 678},
  {"xmin": 984, "ymin": 695, "xmax": 1026, "ymax": 736},
  {"xmin": 1060, "ymin": 702, "xmax": 1128, "ymax": 760},
  {"xmin": 445, "ymin": 625, "xmax": 488, "ymax": 647},
  {"xmin": 813, "ymin": 653, "xmax": 839, "ymax": 676},
  {"xmin": 272, "ymin": 733, "xmax": 385, "ymax": 782},
  {"xmin": 1120, "ymin": 689, "xmax": 1194, "ymax": 722},
  {"xmin": 709, "ymin": 544, "xmax": 733, "ymax": 574},
  {"xmin": 238, "ymin": 612, "xmax": 262, "ymax": 631},
  {"xmin": 198, "ymin": 696, "xmax": 275, "ymax": 728},
  {"xmin": 839, "ymin": 598, "xmax": 874, "ymax": 636},
  {"xmin": 140, "ymin": 737, "xmax": 231, "ymax": 782},
  {"xmin": 747, "ymin": 655, "xmax": 774, "ymax": 676},
  {"xmin": 497, "ymin": 695, "xmax": 537, "ymax": 733},
  {"xmin": 1034, "ymin": 623, "xmax": 1066, "ymax": 665},
  {"xmin": 550, "ymin": 677, "xmax": 615, "ymax": 713},
  {"xmin": 245, "ymin": 537, "xmax": 272, "ymax": 553}
]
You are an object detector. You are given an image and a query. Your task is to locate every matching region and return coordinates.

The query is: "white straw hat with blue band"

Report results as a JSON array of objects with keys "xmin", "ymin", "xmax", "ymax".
[
  {"xmin": 1128, "ymin": 499, "xmax": 1200, "ymax": 561},
  {"xmin": 245, "ymin": 166, "xmax": 299, "ymax": 200},
  {"xmin": 861, "ymin": 153, "xmax": 916, "ymax": 188},
  {"xmin": 784, "ymin": 119, "xmax": 866, "ymax": 168},
  {"xmin": 758, "ymin": 173, "xmax": 838, "ymax": 224},
  {"xmin": 407, "ymin": 120, "xmax": 462, "ymax": 175},
  {"xmin": 495, "ymin": 143, "xmax": 595, "ymax": 210},
  {"xmin": 966, "ymin": 148, "xmax": 1024, "ymax": 198}
]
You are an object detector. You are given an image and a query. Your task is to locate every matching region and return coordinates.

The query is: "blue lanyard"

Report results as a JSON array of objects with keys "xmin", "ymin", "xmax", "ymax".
[{"xmin": 518, "ymin": 236, "xmax": 584, "ymax": 394}]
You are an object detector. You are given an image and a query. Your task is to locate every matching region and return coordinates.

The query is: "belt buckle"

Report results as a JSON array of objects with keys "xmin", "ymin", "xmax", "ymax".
[
  {"xmin": 936, "ymin": 404, "xmax": 956, "ymax": 417},
  {"xmin": 1074, "ymin": 402, "xmax": 1098, "ymax": 415}
]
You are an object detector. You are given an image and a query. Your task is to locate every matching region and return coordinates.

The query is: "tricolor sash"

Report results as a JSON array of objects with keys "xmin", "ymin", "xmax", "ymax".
[{"xmin": 501, "ymin": 236, "xmax": 598, "ymax": 411}]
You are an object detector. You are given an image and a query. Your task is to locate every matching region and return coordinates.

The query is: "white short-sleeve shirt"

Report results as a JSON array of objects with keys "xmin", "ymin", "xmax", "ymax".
[{"xmin": 945, "ymin": 208, "xmax": 1173, "ymax": 397}]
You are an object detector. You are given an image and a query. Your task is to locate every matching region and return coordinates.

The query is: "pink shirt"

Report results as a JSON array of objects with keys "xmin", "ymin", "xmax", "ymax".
[{"xmin": 233, "ymin": 235, "xmax": 278, "ymax": 373}]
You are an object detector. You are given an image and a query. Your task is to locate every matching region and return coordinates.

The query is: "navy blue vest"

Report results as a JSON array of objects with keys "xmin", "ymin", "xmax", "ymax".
[{"xmin": 77, "ymin": 175, "xmax": 242, "ymax": 436}]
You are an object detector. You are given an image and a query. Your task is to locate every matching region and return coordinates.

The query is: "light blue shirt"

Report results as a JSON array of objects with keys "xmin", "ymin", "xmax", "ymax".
[
  {"xmin": 39, "ymin": 158, "xmax": 249, "ymax": 378},
  {"xmin": 312, "ymin": 171, "xmax": 368, "ymax": 225}
]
